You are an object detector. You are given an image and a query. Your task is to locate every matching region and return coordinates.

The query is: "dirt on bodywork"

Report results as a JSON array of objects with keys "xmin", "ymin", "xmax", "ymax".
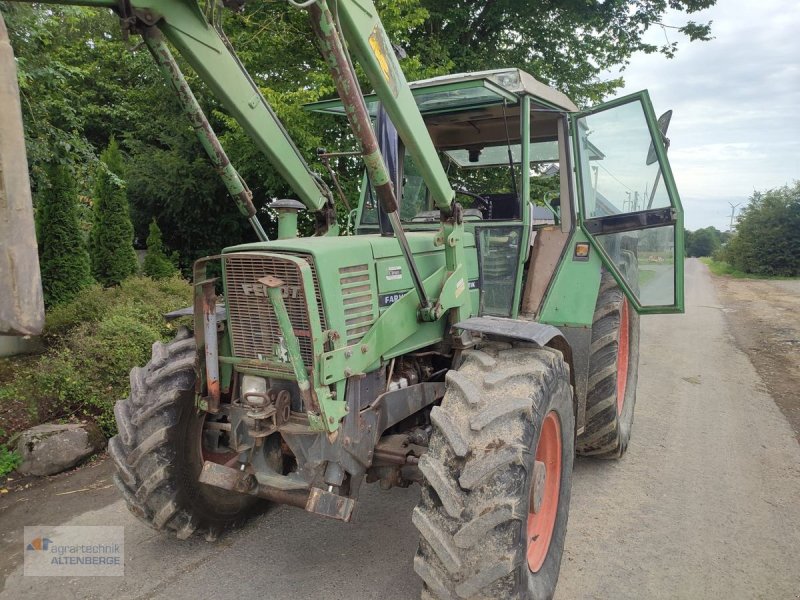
[{"xmin": 713, "ymin": 275, "xmax": 800, "ymax": 441}]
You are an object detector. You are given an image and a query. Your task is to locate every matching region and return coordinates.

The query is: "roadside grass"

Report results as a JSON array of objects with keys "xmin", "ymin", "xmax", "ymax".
[
  {"xmin": 699, "ymin": 257, "xmax": 799, "ymax": 280},
  {"xmin": 638, "ymin": 269, "xmax": 657, "ymax": 287}
]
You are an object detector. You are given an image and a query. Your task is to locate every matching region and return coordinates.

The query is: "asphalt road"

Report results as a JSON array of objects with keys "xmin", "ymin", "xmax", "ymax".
[{"xmin": 2, "ymin": 259, "xmax": 799, "ymax": 599}]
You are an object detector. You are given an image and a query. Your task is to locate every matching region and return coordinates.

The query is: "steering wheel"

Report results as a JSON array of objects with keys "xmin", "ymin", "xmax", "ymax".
[{"xmin": 454, "ymin": 188, "xmax": 491, "ymax": 213}]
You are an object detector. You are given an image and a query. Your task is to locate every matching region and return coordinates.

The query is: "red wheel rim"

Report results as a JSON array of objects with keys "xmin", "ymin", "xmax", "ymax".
[
  {"xmin": 616, "ymin": 298, "xmax": 630, "ymax": 416},
  {"xmin": 527, "ymin": 411, "xmax": 562, "ymax": 573}
]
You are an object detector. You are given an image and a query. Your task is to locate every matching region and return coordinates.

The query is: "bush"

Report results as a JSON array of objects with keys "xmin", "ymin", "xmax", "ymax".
[
  {"xmin": 143, "ymin": 219, "xmax": 178, "ymax": 279},
  {"xmin": 685, "ymin": 226, "xmax": 724, "ymax": 257},
  {"xmin": 36, "ymin": 163, "xmax": 94, "ymax": 307},
  {"xmin": 3, "ymin": 275, "xmax": 192, "ymax": 437},
  {"xmin": 722, "ymin": 183, "xmax": 800, "ymax": 276},
  {"xmin": 89, "ymin": 138, "xmax": 138, "ymax": 286},
  {"xmin": 0, "ymin": 446, "xmax": 21, "ymax": 478}
]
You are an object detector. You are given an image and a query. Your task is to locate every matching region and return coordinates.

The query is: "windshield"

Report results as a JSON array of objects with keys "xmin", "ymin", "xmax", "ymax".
[{"xmin": 359, "ymin": 140, "xmax": 558, "ymax": 226}]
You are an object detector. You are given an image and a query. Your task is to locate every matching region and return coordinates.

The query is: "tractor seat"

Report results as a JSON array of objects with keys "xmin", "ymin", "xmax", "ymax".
[{"xmin": 483, "ymin": 193, "xmax": 520, "ymax": 220}]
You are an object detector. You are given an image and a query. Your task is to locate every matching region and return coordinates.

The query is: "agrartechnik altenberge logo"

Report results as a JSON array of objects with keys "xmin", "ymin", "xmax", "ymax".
[{"xmin": 24, "ymin": 526, "xmax": 124, "ymax": 577}]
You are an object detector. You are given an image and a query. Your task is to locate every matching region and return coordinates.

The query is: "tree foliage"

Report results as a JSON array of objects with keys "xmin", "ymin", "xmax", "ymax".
[
  {"xmin": 36, "ymin": 162, "xmax": 93, "ymax": 307},
  {"xmin": 721, "ymin": 183, "xmax": 800, "ymax": 276},
  {"xmin": 143, "ymin": 219, "xmax": 177, "ymax": 280},
  {"xmin": 89, "ymin": 137, "xmax": 138, "ymax": 285},
  {"xmin": 1, "ymin": 0, "xmax": 717, "ymax": 263},
  {"xmin": 412, "ymin": 0, "xmax": 715, "ymax": 104},
  {"xmin": 685, "ymin": 226, "xmax": 727, "ymax": 257}
]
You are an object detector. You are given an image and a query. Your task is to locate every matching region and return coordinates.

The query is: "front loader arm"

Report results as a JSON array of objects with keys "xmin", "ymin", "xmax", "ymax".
[
  {"xmin": 149, "ymin": 2, "xmax": 332, "ymax": 213},
  {"xmin": 300, "ymin": 0, "xmax": 466, "ymax": 323},
  {"xmin": 334, "ymin": 0, "xmax": 454, "ymax": 213}
]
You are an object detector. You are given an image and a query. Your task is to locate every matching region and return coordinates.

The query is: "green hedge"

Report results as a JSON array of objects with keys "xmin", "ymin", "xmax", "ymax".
[{"xmin": 0, "ymin": 276, "xmax": 192, "ymax": 437}]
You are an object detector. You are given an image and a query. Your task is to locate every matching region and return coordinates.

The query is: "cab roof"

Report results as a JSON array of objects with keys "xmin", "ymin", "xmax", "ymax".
[{"xmin": 304, "ymin": 68, "xmax": 578, "ymax": 117}]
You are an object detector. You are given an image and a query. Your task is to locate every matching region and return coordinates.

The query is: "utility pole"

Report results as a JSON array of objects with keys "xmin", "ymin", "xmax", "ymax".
[{"xmin": 728, "ymin": 202, "xmax": 741, "ymax": 231}]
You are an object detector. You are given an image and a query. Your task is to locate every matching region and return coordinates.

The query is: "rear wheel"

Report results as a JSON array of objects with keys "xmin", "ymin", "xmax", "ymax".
[
  {"xmin": 414, "ymin": 342, "xmax": 574, "ymax": 599},
  {"xmin": 109, "ymin": 327, "xmax": 268, "ymax": 539},
  {"xmin": 576, "ymin": 271, "xmax": 640, "ymax": 458}
]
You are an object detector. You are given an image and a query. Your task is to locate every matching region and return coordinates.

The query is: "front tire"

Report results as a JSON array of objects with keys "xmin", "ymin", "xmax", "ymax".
[
  {"xmin": 414, "ymin": 342, "xmax": 575, "ymax": 599},
  {"xmin": 109, "ymin": 327, "xmax": 262, "ymax": 539}
]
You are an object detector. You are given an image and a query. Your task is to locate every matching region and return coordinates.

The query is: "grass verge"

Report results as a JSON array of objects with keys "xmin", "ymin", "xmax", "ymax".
[{"xmin": 699, "ymin": 257, "xmax": 799, "ymax": 279}]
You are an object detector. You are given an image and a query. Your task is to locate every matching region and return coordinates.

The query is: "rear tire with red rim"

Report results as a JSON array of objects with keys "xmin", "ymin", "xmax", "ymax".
[
  {"xmin": 577, "ymin": 271, "xmax": 640, "ymax": 459},
  {"xmin": 414, "ymin": 342, "xmax": 574, "ymax": 600}
]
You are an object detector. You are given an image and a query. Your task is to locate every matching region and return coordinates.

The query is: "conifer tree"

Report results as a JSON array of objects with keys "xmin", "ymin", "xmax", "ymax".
[
  {"xmin": 36, "ymin": 163, "xmax": 93, "ymax": 307},
  {"xmin": 143, "ymin": 219, "xmax": 177, "ymax": 279},
  {"xmin": 89, "ymin": 138, "xmax": 138, "ymax": 286}
]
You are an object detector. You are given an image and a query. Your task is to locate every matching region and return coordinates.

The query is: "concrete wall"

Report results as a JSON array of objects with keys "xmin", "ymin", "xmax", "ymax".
[{"xmin": 0, "ymin": 335, "xmax": 41, "ymax": 358}]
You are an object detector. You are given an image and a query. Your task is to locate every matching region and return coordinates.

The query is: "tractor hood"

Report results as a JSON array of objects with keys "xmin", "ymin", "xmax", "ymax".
[{"xmin": 221, "ymin": 232, "xmax": 479, "ymax": 362}]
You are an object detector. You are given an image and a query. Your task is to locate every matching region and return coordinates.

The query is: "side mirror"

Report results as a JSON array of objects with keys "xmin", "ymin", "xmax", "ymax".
[{"xmin": 646, "ymin": 110, "xmax": 672, "ymax": 165}]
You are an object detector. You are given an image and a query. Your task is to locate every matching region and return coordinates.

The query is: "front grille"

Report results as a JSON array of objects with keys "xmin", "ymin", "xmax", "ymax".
[
  {"xmin": 224, "ymin": 253, "xmax": 326, "ymax": 371},
  {"xmin": 340, "ymin": 264, "xmax": 375, "ymax": 344}
]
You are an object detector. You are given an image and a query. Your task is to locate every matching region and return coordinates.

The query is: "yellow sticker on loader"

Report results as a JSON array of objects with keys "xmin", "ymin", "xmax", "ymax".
[{"xmin": 369, "ymin": 27, "xmax": 397, "ymax": 96}]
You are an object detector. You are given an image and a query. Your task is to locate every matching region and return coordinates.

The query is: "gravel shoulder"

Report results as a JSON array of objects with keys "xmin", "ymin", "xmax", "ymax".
[{"xmin": 711, "ymin": 273, "xmax": 800, "ymax": 441}]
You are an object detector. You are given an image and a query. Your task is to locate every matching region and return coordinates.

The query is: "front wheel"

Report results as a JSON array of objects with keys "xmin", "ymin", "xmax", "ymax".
[
  {"xmin": 109, "ymin": 327, "xmax": 268, "ymax": 539},
  {"xmin": 414, "ymin": 342, "xmax": 575, "ymax": 599}
]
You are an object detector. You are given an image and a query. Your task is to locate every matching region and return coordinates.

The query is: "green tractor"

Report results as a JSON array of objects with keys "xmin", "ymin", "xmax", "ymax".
[{"xmin": 1, "ymin": 1, "xmax": 684, "ymax": 597}]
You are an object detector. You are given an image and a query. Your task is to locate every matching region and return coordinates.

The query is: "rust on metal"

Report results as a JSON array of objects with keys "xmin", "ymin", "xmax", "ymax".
[
  {"xmin": 141, "ymin": 27, "xmax": 268, "ymax": 241},
  {"xmin": 223, "ymin": 253, "xmax": 325, "ymax": 374},
  {"xmin": 305, "ymin": 486, "xmax": 356, "ymax": 522},
  {"xmin": 306, "ymin": 2, "xmax": 397, "ymax": 214},
  {"xmin": 199, "ymin": 461, "xmax": 310, "ymax": 508},
  {"xmin": 259, "ymin": 275, "xmax": 285, "ymax": 289},
  {"xmin": 202, "ymin": 280, "xmax": 221, "ymax": 413}
]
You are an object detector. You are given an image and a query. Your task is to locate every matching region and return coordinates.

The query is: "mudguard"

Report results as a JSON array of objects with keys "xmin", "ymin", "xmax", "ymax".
[{"xmin": 454, "ymin": 316, "xmax": 578, "ymax": 421}]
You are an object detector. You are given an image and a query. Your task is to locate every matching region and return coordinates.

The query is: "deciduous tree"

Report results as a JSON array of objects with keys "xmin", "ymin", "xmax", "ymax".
[{"xmin": 723, "ymin": 183, "xmax": 800, "ymax": 276}]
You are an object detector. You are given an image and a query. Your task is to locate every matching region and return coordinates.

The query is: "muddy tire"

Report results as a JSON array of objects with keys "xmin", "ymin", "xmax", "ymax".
[
  {"xmin": 576, "ymin": 271, "xmax": 640, "ymax": 458},
  {"xmin": 109, "ymin": 327, "xmax": 260, "ymax": 540},
  {"xmin": 414, "ymin": 342, "xmax": 575, "ymax": 600}
]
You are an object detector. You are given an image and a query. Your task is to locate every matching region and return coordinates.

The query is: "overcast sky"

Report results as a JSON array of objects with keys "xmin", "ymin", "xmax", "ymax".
[{"xmin": 609, "ymin": 0, "xmax": 800, "ymax": 231}]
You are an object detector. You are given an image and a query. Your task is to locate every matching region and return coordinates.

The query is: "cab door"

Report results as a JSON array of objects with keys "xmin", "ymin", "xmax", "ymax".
[{"xmin": 571, "ymin": 91, "xmax": 684, "ymax": 313}]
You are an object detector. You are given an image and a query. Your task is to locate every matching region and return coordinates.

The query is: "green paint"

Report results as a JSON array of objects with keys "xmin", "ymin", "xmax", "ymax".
[
  {"xmin": 121, "ymin": 0, "xmax": 330, "ymax": 213},
  {"xmin": 362, "ymin": 149, "xmax": 391, "ymax": 187},
  {"xmin": 266, "ymin": 284, "xmax": 311, "ymax": 391},
  {"xmin": 538, "ymin": 229, "xmax": 602, "ymax": 327},
  {"xmin": 571, "ymin": 90, "xmax": 685, "ymax": 314},
  {"xmin": 277, "ymin": 210, "xmax": 299, "ymax": 239},
  {"xmin": 336, "ymin": 0, "xmax": 455, "ymax": 212},
  {"xmin": 319, "ymin": 265, "xmax": 448, "ymax": 384},
  {"xmin": 219, "ymin": 333, "xmax": 233, "ymax": 394},
  {"xmin": 511, "ymin": 95, "xmax": 532, "ymax": 318},
  {"xmin": 143, "ymin": 33, "xmax": 252, "ymax": 219}
]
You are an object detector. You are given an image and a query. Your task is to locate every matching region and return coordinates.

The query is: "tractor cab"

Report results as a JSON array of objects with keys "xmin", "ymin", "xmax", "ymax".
[{"xmin": 306, "ymin": 68, "xmax": 684, "ymax": 318}]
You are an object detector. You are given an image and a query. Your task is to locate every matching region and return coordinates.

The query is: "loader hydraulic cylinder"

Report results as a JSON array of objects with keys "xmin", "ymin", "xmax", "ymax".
[
  {"xmin": 142, "ymin": 28, "xmax": 268, "ymax": 242},
  {"xmin": 305, "ymin": 0, "xmax": 431, "ymax": 313}
]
